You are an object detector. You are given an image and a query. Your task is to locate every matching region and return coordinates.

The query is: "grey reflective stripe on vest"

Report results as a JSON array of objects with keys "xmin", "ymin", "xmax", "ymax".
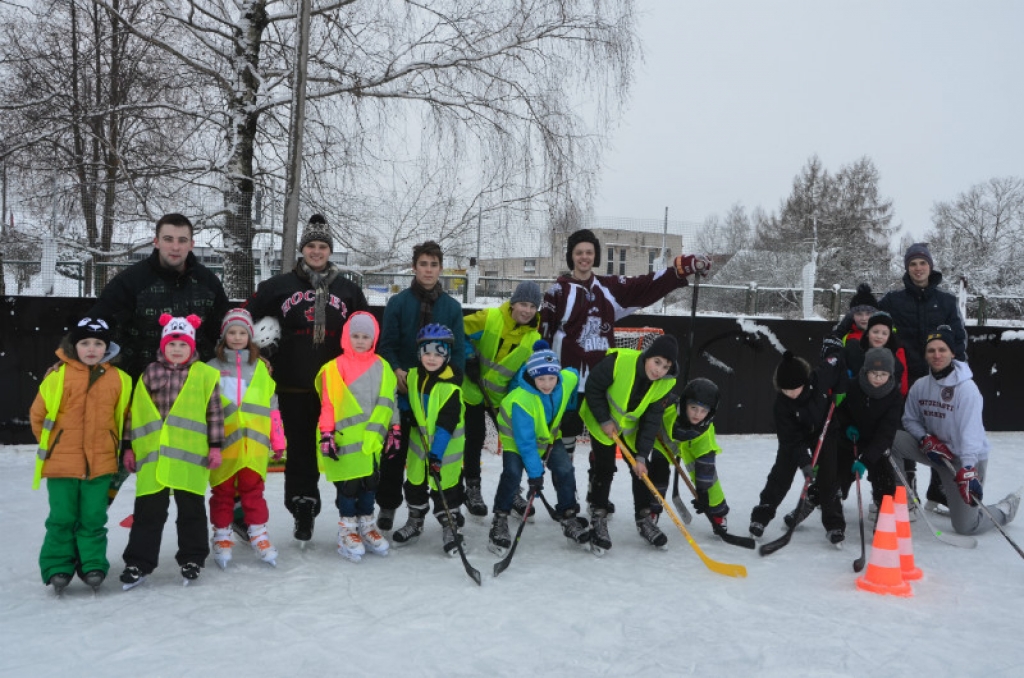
[
  {"xmin": 335, "ymin": 440, "xmax": 365, "ymax": 457},
  {"xmin": 224, "ymin": 427, "xmax": 272, "ymax": 450},
  {"xmin": 158, "ymin": 445, "xmax": 208, "ymax": 466},
  {"xmin": 36, "ymin": 418, "xmax": 56, "ymax": 460},
  {"xmin": 222, "ymin": 402, "xmax": 238, "ymax": 419},
  {"xmin": 409, "ymin": 437, "xmax": 427, "ymax": 460},
  {"xmin": 333, "ymin": 363, "xmax": 388, "ymax": 431},
  {"xmin": 365, "ymin": 421, "xmax": 387, "ymax": 437},
  {"xmin": 497, "ymin": 421, "xmax": 514, "ymax": 440},
  {"xmin": 165, "ymin": 414, "xmax": 208, "ymax": 435},
  {"xmin": 132, "ymin": 419, "xmax": 163, "ymax": 439},
  {"xmin": 240, "ymin": 402, "xmax": 271, "ymax": 416},
  {"xmin": 135, "ymin": 449, "xmax": 160, "ymax": 470},
  {"xmin": 442, "ymin": 451, "xmax": 463, "ymax": 467}
]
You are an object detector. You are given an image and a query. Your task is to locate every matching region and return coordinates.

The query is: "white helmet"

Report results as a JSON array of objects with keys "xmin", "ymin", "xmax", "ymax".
[{"xmin": 253, "ymin": 316, "xmax": 282, "ymax": 351}]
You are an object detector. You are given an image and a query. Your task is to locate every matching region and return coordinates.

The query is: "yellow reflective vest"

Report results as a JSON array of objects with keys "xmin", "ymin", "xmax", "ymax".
[
  {"xmin": 463, "ymin": 304, "xmax": 541, "ymax": 409},
  {"xmin": 497, "ymin": 369, "xmax": 578, "ymax": 456},
  {"xmin": 130, "ymin": 363, "xmax": 219, "ymax": 496},
  {"xmin": 580, "ymin": 349, "xmax": 675, "ymax": 450},
  {"xmin": 33, "ymin": 365, "xmax": 131, "ymax": 490},
  {"xmin": 655, "ymin": 408, "xmax": 725, "ymax": 508},
  {"xmin": 210, "ymin": 360, "xmax": 275, "ymax": 486},
  {"xmin": 315, "ymin": 358, "xmax": 397, "ymax": 482},
  {"xmin": 407, "ymin": 368, "xmax": 464, "ymax": 491}
]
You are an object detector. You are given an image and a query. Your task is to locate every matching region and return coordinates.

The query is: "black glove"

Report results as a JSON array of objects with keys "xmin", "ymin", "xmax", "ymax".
[
  {"xmin": 820, "ymin": 335, "xmax": 843, "ymax": 359},
  {"xmin": 527, "ymin": 476, "xmax": 544, "ymax": 495},
  {"xmin": 319, "ymin": 434, "xmax": 339, "ymax": 461},
  {"xmin": 429, "ymin": 456, "xmax": 443, "ymax": 476},
  {"xmin": 691, "ymin": 490, "xmax": 711, "ymax": 515},
  {"xmin": 465, "ymin": 355, "xmax": 481, "ymax": 382}
]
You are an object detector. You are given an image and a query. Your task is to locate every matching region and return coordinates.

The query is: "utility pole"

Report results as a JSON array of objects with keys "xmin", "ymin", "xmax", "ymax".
[{"xmin": 280, "ymin": 0, "xmax": 312, "ymax": 268}]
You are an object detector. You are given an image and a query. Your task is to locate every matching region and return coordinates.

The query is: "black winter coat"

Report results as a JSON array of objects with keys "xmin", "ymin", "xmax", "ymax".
[
  {"xmin": 88, "ymin": 250, "xmax": 229, "ymax": 378},
  {"xmin": 878, "ymin": 271, "xmax": 966, "ymax": 382},
  {"xmin": 773, "ymin": 359, "xmax": 837, "ymax": 464},
  {"xmin": 246, "ymin": 262, "xmax": 368, "ymax": 391},
  {"xmin": 834, "ymin": 379, "xmax": 902, "ymax": 464}
]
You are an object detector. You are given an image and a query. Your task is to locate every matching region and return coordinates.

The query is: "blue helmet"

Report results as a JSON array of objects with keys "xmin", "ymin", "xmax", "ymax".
[{"xmin": 417, "ymin": 323, "xmax": 454, "ymax": 360}]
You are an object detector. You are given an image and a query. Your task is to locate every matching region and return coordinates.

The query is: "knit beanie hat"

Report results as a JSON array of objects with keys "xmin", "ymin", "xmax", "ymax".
[
  {"xmin": 865, "ymin": 311, "xmax": 894, "ymax": 333},
  {"xmin": 849, "ymin": 283, "xmax": 878, "ymax": 314},
  {"xmin": 220, "ymin": 308, "xmax": 254, "ymax": 340},
  {"xmin": 510, "ymin": 280, "xmax": 542, "ymax": 308},
  {"xmin": 159, "ymin": 313, "xmax": 201, "ymax": 357},
  {"xmin": 862, "ymin": 347, "xmax": 895, "ymax": 375},
  {"xmin": 925, "ymin": 324, "xmax": 956, "ymax": 352},
  {"xmin": 643, "ymin": 334, "xmax": 679, "ymax": 365},
  {"xmin": 299, "ymin": 214, "xmax": 333, "ymax": 252},
  {"xmin": 565, "ymin": 229, "xmax": 601, "ymax": 270},
  {"xmin": 525, "ymin": 340, "xmax": 561, "ymax": 378},
  {"xmin": 347, "ymin": 313, "xmax": 377, "ymax": 340},
  {"xmin": 69, "ymin": 316, "xmax": 113, "ymax": 347},
  {"xmin": 775, "ymin": 351, "xmax": 811, "ymax": 390},
  {"xmin": 904, "ymin": 242, "xmax": 934, "ymax": 271}
]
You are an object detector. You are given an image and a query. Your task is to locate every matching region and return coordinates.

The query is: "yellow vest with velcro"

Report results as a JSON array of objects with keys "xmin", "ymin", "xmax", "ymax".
[
  {"xmin": 655, "ymin": 408, "xmax": 725, "ymax": 509},
  {"xmin": 464, "ymin": 305, "xmax": 541, "ymax": 409},
  {"xmin": 407, "ymin": 368, "xmax": 464, "ymax": 491},
  {"xmin": 210, "ymin": 360, "xmax": 275, "ymax": 486},
  {"xmin": 131, "ymin": 362, "xmax": 219, "ymax": 496},
  {"xmin": 33, "ymin": 365, "xmax": 131, "ymax": 489},
  {"xmin": 497, "ymin": 369, "xmax": 578, "ymax": 456},
  {"xmin": 315, "ymin": 358, "xmax": 397, "ymax": 482},
  {"xmin": 580, "ymin": 349, "xmax": 675, "ymax": 450}
]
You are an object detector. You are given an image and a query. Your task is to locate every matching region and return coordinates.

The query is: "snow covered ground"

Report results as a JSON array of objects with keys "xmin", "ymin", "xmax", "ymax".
[{"xmin": 3, "ymin": 434, "xmax": 1024, "ymax": 677}]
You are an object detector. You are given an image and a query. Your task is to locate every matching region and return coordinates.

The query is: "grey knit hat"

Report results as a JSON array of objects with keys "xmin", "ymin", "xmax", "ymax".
[
  {"xmin": 510, "ymin": 281, "xmax": 542, "ymax": 308},
  {"xmin": 300, "ymin": 214, "xmax": 333, "ymax": 252}
]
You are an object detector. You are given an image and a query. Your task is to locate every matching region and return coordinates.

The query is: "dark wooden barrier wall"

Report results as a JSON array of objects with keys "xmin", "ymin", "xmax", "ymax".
[{"xmin": 2, "ymin": 296, "xmax": 1021, "ymax": 443}]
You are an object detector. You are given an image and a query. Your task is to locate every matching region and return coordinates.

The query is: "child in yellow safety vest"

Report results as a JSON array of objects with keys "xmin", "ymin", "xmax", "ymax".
[
  {"xmin": 655, "ymin": 378, "xmax": 731, "ymax": 532},
  {"xmin": 581, "ymin": 335, "xmax": 679, "ymax": 554},
  {"xmin": 207, "ymin": 308, "xmax": 286, "ymax": 568},
  {"xmin": 390, "ymin": 323, "xmax": 466, "ymax": 556},
  {"xmin": 119, "ymin": 314, "xmax": 224, "ymax": 588},
  {"xmin": 30, "ymin": 317, "xmax": 131, "ymax": 594},
  {"xmin": 316, "ymin": 311, "xmax": 397, "ymax": 562}
]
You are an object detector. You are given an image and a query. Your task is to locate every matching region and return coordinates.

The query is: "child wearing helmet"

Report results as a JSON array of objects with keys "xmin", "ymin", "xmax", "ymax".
[
  {"xmin": 655, "ymin": 378, "xmax": 731, "ymax": 533},
  {"xmin": 391, "ymin": 323, "xmax": 467, "ymax": 556}
]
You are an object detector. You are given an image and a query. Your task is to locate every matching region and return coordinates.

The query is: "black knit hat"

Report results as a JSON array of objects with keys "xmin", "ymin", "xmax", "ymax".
[
  {"xmin": 643, "ymin": 334, "xmax": 679, "ymax": 365},
  {"xmin": 862, "ymin": 347, "xmax": 895, "ymax": 374},
  {"xmin": 565, "ymin": 229, "xmax": 601, "ymax": 271},
  {"xmin": 69, "ymin": 316, "xmax": 113, "ymax": 346},
  {"xmin": 925, "ymin": 324, "xmax": 956, "ymax": 352},
  {"xmin": 904, "ymin": 242, "xmax": 934, "ymax": 271},
  {"xmin": 849, "ymin": 283, "xmax": 878, "ymax": 313},
  {"xmin": 865, "ymin": 311, "xmax": 894, "ymax": 333},
  {"xmin": 299, "ymin": 214, "xmax": 333, "ymax": 252},
  {"xmin": 775, "ymin": 351, "xmax": 811, "ymax": 390}
]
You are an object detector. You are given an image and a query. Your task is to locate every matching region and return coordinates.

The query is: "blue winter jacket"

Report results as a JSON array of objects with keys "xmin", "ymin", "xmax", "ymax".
[{"xmin": 509, "ymin": 367, "xmax": 578, "ymax": 479}]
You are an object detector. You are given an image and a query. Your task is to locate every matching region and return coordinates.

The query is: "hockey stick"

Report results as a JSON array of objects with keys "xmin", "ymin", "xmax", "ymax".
[
  {"xmin": 419, "ymin": 425, "xmax": 481, "ymax": 585},
  {"xmin": 661, "ymin": 445, "xmax": 755, "ymax": 549},
  {"xmin": 760, "ymin": 401, "xmax": 835, "ymax": 557},
  {"xmin": 493, "ymin": 488, "xmax": 540, "ymax": 577},
  {"xmin": 937, "ymin": 457, "xmax": 1022, "ymax": 559},
  {"xmin": 535, "ymin": 489, "xmax": 560, "ymax": 521},
  {"xmin": 887, "ymin": 456, "xmax": 977, "ymax": 548},
  {"xmin": 672, "ymin": 275, "xmax": 701, "ymax": 515},
  {"xmin": 852, "ymin": 442, "xmax": 867, "ymax": 573},
  {"xmin": 612, "ymin": 432, "xmax": 746, "ymax": 578}
]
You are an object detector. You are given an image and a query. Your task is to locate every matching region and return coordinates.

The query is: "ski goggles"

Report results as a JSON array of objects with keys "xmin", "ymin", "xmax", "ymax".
[{"xmin": 418, "ymin": 341, "xmax": 451, "ymax": 358}]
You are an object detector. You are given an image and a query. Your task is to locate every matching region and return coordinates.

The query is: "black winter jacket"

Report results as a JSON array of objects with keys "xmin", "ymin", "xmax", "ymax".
[
  {"xmin": 246, "ymin": 262, "xmax": 368, "ymax": 392},
  {"xmin": 88, "ymin": 250, "xmax": 229, "ymax": 378},
  {"xmin": 773, "ymin": 366, "xmax": 834, "ymax": 465},
  {"xmin": 834, "ymin": 379, "xmax": 903, "ymax": 464},
  {"xmin": 878, "ymin": 271, "xmax": 966, "ymax": 382}
]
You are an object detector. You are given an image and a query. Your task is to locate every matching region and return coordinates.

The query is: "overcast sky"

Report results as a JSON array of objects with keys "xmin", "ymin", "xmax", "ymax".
[{"xmin": 593, "ymin": 1, "xmax": 1024, "ymax": 243}]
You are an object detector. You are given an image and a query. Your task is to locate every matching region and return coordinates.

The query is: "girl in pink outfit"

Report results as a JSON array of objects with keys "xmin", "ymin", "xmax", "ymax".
[{"xmin": 207, "ymin": 309, "xmax": 286, "ymax": 567}]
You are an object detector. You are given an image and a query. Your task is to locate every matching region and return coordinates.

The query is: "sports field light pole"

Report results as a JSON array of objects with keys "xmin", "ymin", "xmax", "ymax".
[{"xmin": 280, "ymin": 0, "xmax": 312, "ymax": 267}]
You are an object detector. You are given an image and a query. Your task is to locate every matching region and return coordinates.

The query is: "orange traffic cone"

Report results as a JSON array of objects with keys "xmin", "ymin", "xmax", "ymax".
[
  {"xmin": 892, "ymin": 485, "xmax": 923, "ymax": 581},
  {"xmin": 856, "ymin": 495, "xmax": 912, "ymax": 597}
]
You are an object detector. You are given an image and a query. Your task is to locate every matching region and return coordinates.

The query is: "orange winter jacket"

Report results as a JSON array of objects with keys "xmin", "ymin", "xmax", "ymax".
[{"xmin": 30, "ymin": 347, "xmax": 129, "ymax": 480}]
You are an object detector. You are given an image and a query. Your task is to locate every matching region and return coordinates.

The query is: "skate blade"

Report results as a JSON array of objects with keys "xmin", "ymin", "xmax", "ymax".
[
  {"xmin": 122, "ymin": 577, "xmax": 146, "ymax": 591},
  {"xmin": 589, "ymin": 544, "xmax": 607, "ymax": 557},
  {"xmin": 336, "ymin": 549, "xmax": 363, "ymax": 563},
  {"xmin": 487, "ymin": 543, "xmax": 509, "ymax": 558},
  {"xmin": 214, "ymin": 558, "xmax": 230, "ymax": 570}
]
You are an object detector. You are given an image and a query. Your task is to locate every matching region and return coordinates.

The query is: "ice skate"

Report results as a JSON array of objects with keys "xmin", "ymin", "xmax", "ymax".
[
  {"xmin": 393, "ymin": 505, "xmax": 427, "ymax": 547},
  {"xmin": 119, "ymin": 566, "xmax": 146, "ymax": 591},
  {"xmin": 924, "ymin": 500, "xmax": 950, "ymax": 516},
  {"xmin": 336, "ymin": 517, "xmax": 366, "ymax": 563},
  {"xmin": 377, "ymin": 507, "xmax": 397, "ymax": 532},
  {"xmin": 487, "ymin": 511, "xmax": 512, "ymax": 556},
  {"xmin": 248, "ymin": 523, "xmax": 278, "ymax": 566},
  {"xmin": 357, "ymin": 514, "xmax": 390, "ymax": 556},
  {"xmin": 588, "ymin": 508, "xmax": 611, "ymax": 556},
  {"xmin": 292, "ymin": 496, "xmax": 317, "ymax": 544},
  {"xmin": 995, "ymin": 487, "xmax": 1023, "ymax": 524},
  {"xmin": 180, "ymin": 562, "xmax": 202, "ymax": 586},
  {"xmin": 635, "ymin": 512, "xmax": 668, "ymax": 550},
  {"xmin": 465, "ymin": 479, "xmax": 488, "ymax": 517},
  {"xmin": 560, "ymin": 510, "xmax": 591, "ymax": 549},
  {"xmin": 511, "ymin": 489, "xmax": 536, "ymax": 523},
  {"xmin": 82, "ymin": 570, "xmax": 105, "ymax": 593},
  {"xmin": 827, "ymin": 528, "xmax": 845, "ymax": 549},
  {"xmin": 748, "ymin": 521, "xmax": 765, "ymax": 538},
  {"xmin": 48, "ymin": 572, "xmax": 72, "ymax": 596},
  {"xmin": 783, "ymin": 499, "xmax": 817, "ymax": 529},
  {"xmin": 439, "ymin": 510, "xmax": 465, "ymax": 557},
  {"xmin": 211, "ymin": 526, "xmax": 234, "ymax": 569}
]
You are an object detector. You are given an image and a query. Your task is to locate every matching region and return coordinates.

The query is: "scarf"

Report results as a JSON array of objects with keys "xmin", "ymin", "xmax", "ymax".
[
  {"xmin": 298, "ymin": 259, "xmax": 340, "ymax": 346},
  {"xmin": 410, "ymin": 280, "xmax": 442, "ymax": 329},
  {"xmin": 858, "ymin": 370, "xmax": 896, "ymax": 400}
]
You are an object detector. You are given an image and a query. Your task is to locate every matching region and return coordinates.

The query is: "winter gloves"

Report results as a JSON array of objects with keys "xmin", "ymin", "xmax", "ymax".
[
  {"xmin": 956, "ymin": 466, "xmax": 982, "ymax": 506},
  {"xmin": 845, "ymin": 425, "xmax": 860, "ymax": 442},
  {"xmin": 674, "ymin": 254, "xmax": 712, "ymax": 278},
  {"xmin": 320, "ymin": 433, "xmax": 339, "ymax": 461},
  {"xmin": 851, "ymin": 459, "xmax": 867, "ymax": 480},
  {"xmin": 920, "ymin": 435, "xmax": 954, "ymax": 466},
  {"xmin": 527, "ymin": 476, "xmax": 544, "ymax": 495}
]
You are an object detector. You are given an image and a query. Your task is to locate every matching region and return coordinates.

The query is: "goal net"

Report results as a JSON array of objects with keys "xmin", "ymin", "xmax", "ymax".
[{"xmin": 614, "ymin": 326, "xmax": 665, "ymax": 351}]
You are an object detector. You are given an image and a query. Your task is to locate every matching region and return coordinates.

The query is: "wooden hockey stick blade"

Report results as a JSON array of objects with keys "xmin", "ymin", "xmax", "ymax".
[
  {"xmin": 665, "ymin": 452, "xmax": 749, "ymax": 547},
  {"xmin": 613, "ymin": 433, "xmax": 746, "ymax": 578}
]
